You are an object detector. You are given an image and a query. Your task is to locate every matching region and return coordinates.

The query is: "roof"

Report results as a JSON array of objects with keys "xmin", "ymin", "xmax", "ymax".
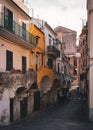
[
  {"xmin": 54, "ymin": 26, "xmax": 77, "ymax": 34},
  {"xmin": 45, "ymin": 22, "xmax": 57, "ymax": 36}
]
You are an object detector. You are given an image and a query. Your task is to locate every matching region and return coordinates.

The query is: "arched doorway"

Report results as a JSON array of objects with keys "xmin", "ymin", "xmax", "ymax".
[
  {"xmin": 40, "ymin": 76, "xmax": 51, "ymax": 93},
  {"xmin": 30, "ymin": 82, "xmax": 40, "ymax": 112},
  {"xmin": 16, "ymin": 87, "xmax": 28, "ymax": 119}
]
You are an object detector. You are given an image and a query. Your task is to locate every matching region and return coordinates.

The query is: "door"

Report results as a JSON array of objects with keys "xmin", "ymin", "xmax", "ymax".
[
  {"xmin": 34, "ymin": 91, "xmax": 40, "ymax": 111},
  {"xmin": 4, "ymin": 7, "xmax": 13, "ymax": 32},
  {"xmin": 10, "ymin": 99, "xmax": 14, "ymax": 122},
  {"xmin": 20, "ymin": 97, "xmax": 27, "ymax": 119},
  {"xmin": 22, "ymin": 22, "xmax": 26, "ymax": 39}
]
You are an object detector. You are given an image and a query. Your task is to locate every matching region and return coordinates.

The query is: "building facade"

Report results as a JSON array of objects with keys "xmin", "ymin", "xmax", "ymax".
[
  {"xmin": 0, "ymin": 1, "xmax": 74, "ymax": 125},
  {"xmin": 87, "ymin": 0, "xmax": 93, "ymax": 121},
  {"xmin": 0, "ymin": 0, "xmax": 37, "ymax": 125},
  {"xmin": 54, "ymin": 26, "xmax": 78, "ymax": 86},
  {"xmin": 29, "ymin": 18, "xmax": 61, "ymax": 108},
  {"xmin": 79, "ymin": 24, "xmax": 88, "ymax": 95}
]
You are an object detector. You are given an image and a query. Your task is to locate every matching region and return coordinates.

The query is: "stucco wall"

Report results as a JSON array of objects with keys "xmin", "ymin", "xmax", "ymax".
[
  {"xmin": 0, "ymin": 38, "xmax": 30, "ymax": 72},
  {"xmin": 0, "ymin": 0, "xmax": 30, "ymax": 30}
]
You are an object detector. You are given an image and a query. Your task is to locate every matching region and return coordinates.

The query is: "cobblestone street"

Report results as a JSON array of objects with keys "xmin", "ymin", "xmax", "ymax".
[{"xmin": 1, "ymin": 88, "xmax": 93, "ymax": 130}]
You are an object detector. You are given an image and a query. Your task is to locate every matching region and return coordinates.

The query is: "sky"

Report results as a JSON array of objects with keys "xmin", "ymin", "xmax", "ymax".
[{"xmin": 28, "ymin": 0, "xmax": 87, "ymax": 37}]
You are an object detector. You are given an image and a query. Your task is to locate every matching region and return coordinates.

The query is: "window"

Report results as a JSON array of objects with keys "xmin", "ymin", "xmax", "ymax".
[
  {"xmin": 64, "ymin": 66, "xmax": 67, "ymax": 74},
  {"xmin": 6, "ymin": 50, "xmax": 13, "ymax": 71},
  {"xmin": 47, "ymin": 58, "xmax": 53, "ymax": 69},
  {"xmin": 58, "ymin": 63, "xmax": 60, "ymax": 73},
  {"xmin": 36, "ymin": 56, "xmax": 38, "ymax": 71},
  {"xmin": 74, "ymin": 59, "xmax": 77, "ymax": 66},
  {"xmin": 53, "ymin": 39, "xmax": 56, "ymax": 46},
  {"xmin": 49, "ymin": 38, "xmax": 51, "ymax": 46},
  {"xmin": 36, "ymin": 36, "xmax": 40, "ymax": 45},
  {"xmin": 22, "ymin": 0, "xmax": 24, "ymax": 2},
  {"xmin": 48, "ymin": 34, "xmax": 52, "ymax": 46},
  {"xmin": 22, "ymin": 56, "xmax": 26, "ymax": 73},
  {"xmin": 42, "ymin": 54, "xmax": 44, "ymax": 65},
  {"xmin": 4, "ymin": 7, "xmax": 13, "ymax": 32},
  {"xmin": 22, "ymin": 22, "xmax": 26, "ymax": 39},
  {"xmin": 22, "ymin": 0, "xmax": 27, "ymax": 3},
  {"xmin": 74, "ymin": 69, "xmax": 77, "ymax": 75}
]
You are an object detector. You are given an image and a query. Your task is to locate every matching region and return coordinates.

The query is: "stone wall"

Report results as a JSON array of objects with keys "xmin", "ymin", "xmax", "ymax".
[{"xmin": 0, "ymin": 70, "xmax": 37, "ymax": 125}]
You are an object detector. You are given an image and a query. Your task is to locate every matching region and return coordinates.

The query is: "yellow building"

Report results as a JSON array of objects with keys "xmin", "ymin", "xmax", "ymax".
[{"xmin": 29, "ymin": 24, "xmax": 54, "ymax": 93}]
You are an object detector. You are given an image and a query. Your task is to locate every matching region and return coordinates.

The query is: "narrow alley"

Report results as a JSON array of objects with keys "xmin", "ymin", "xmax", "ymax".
[{"xmin": 0, "ymin": 87, "xmax": 93, "ymax": 130}]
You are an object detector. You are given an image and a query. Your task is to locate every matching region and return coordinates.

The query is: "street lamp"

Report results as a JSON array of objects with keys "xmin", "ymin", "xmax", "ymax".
[{"xmin": 75, "ymin": 52, "xmax": 81, "ymax": 58}]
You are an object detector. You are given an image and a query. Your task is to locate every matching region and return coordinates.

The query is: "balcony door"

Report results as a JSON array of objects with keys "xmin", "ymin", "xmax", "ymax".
[
  {"xmin": 22, "ymin": 22, "xmax": 26, "ymax": 39},
  {"xmin": 4, "ymin": 7, "xmax": 13, "ymax": 32}
]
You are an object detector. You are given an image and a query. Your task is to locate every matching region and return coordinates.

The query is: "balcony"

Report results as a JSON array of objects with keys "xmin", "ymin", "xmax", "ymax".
[
  {"xmin": 0, "ymin": 12, "xmax": 36, "ymax": 49},
  {"xmin": 47, "ymin": 46, "xmax": 60, "ymax": 58}
]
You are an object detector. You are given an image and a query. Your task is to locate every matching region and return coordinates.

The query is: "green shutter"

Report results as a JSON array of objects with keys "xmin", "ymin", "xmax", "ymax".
[{"xmin": 6, "ymin": 50, "xmax": 13, "ymax": 71}]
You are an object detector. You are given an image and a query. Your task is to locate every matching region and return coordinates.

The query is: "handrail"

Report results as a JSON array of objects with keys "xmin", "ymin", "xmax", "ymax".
[{"xmin": 0, "ymin": 12, "xmax": 36, "ymax": 45}]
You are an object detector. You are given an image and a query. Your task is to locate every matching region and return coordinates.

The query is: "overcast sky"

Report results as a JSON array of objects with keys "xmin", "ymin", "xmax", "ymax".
[{"xmin": 28, "ymin": 0, "xmax": 87, "ymax": 37}]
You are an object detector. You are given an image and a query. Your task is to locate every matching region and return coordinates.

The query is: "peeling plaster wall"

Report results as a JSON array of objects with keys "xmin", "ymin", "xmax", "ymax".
[
  {"xmin": 0, "ymin": 70, "xmax": 37, "ymax": 125},
  {"xmin": 0, "ymin": 89, "xmax": 10, "ymax": 125}
]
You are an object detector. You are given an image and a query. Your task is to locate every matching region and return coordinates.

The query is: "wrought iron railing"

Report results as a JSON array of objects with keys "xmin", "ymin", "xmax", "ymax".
[
  {"xmin": 0, "ymin": 12, "xmax": 36, "ymax": 45},
  {"xmin": 47, "ymin": 45, "xmax": 60, "ymax": 58}
]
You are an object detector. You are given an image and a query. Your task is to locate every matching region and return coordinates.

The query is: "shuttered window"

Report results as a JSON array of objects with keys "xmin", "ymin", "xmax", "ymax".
[
  {"xmin": 22, "ymin": 56, "xmax": 26, "ymax": 73},
  {"xmin": 6, "ymin": 50, "xmax": 13, "ymax": 71},
  {"xmin": 4, "ymin": 7, "xmax": 13, "ymax": 32},
  {"xmin": 22, "ymin": 22, "xmax": 26, "ymax": 39}
]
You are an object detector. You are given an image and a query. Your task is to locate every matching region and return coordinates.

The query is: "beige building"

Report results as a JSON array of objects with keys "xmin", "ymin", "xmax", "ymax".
[
  {"xmin": 0, "ymin": 0, "xmax": 37, "ymax": 125},
  {"xmin": 0, "ymin": 0, "xmax": 36, "ymax": 72},
  {"xmin": 87, "ymin": 0, "xmax": 93, "ymax": 121}
]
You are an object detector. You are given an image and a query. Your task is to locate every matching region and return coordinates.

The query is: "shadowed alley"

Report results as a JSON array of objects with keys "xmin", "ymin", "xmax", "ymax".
[{"xmin": 0, "ymin": 88, "xmax": 93, "ymax": 130}]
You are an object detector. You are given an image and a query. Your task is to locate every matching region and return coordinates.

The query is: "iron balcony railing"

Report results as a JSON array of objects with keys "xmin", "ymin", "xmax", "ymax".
[
  {"xmin": 0, "ymin": 12, "xmax": 36, "ymax": 46},
  {"xmin": 47, "ymin": 45, "xmax": 60, "ymax": 58}
]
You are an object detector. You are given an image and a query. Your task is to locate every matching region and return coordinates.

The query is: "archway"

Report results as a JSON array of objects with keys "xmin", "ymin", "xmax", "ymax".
[
  {"xmin": 40, "ymin": 76, "xmax": 51, "ymax": 93},
  {"xmin": 16, "ymin": 87, "xmax": 28, "ymax": 119}
]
